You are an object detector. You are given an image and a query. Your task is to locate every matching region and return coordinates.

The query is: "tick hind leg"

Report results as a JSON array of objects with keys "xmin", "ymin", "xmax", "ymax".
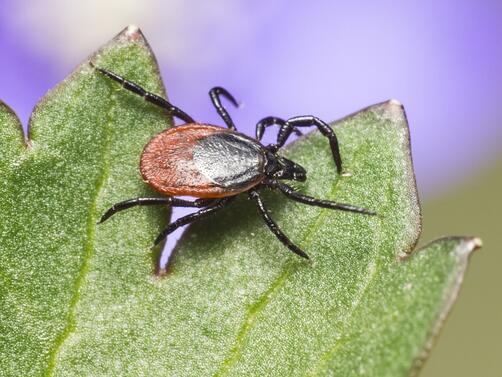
[
  {"xmin": 209, "ymin": 87, "xmax": 240, "ymax": 130},
  {"xmin": 249, "ymin": 190, "xmax": 309, "ymax": 259},
  {"xmin": 93, "ymin": 65, "xmax": 195, "ymax": 124},
  {"xmin": 98, "ymin": 197, "xmax": 216, "ymax": 224},
  {"xmin": 153, "ymin": 197, "xmax": 233, "ymax": 245}
]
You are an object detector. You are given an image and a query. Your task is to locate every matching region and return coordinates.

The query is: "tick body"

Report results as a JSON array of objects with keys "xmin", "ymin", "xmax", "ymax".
[
  {"xmin": 140, "ymin": 124, "xmax": 266, "ymax": 198},
  {"xmin": 96, "ymin": 66, "xmax": 376, "ymax": 259}
]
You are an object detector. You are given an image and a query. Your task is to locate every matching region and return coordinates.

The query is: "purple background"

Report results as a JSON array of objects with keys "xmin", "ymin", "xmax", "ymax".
[{"xmin": 1, "ymin": 1, "xmax": 501, "ymax": 196}]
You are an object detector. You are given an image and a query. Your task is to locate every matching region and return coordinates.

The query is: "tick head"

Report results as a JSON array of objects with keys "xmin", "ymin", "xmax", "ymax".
[{"xmin": 265, "ymin": 152, "xmax": 307, "ymax": 182}]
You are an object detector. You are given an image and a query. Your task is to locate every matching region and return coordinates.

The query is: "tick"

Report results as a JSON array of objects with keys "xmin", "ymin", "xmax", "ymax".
[{"xmin": 96, "ymin": 66, "xmax": 375, "ymax": 259}]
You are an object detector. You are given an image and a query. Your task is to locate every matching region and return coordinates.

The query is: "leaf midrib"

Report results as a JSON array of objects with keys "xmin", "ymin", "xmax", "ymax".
[{"xmin": 45, "ymin": 88, "xmax": 117, "ymax": 376}]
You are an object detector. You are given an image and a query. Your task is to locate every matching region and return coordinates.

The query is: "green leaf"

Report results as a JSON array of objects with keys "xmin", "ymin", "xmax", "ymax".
[
  {"xmin": 0, "ymin": 26, "xmax": 170, "ymax": 375},
  {"xmin": 0, "ymin": 26, "xmax": 479, "ymax": 376}
]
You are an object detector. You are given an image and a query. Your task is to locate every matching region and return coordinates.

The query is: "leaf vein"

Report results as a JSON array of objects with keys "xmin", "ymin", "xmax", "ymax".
[{"xmin": 45, "ymin": 90, "xmax": 116, "ymax": 376}]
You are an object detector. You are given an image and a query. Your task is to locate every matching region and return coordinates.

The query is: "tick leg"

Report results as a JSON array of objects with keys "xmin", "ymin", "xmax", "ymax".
[
  {"xmin": 153, "ymin": 198, "xmax": 232, "ymax": 246},
  {"xmin": 255, "ymin": 117, "xmax": 285, "ymax": 141},
  {"xmin": 98, "ymin": 197, "xmax": 216, "ymax": 224},
  {"xmin": 209, "ymin": 87, "xmax": 239, "ymax": 130},
  {"xmin": 93, "ymin": 65, "xmax": 195, "ymax": 124},
  {"xmin": 266, "ymin": 180, "xmax": 376, "ymax": 215},
  {"xmin": 255, "ymin": 116, "xmax": 302, "ymax": 141},
  {"xmin": 270, "ymin": 116, "xmax": 342, "ymax": 174},
  {"xmin": 249, "ymin": 190, "xmax": 309, "ymax": 259}
]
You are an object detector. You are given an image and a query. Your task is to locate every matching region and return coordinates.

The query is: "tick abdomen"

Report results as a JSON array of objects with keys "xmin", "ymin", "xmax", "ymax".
[
  {"xmin": 193, "ymin": 132, "xmax": 265, "ymax": 188},
  {"xmin": 140, "ymin": 124, "xmax": 266, "ymax": 198}
]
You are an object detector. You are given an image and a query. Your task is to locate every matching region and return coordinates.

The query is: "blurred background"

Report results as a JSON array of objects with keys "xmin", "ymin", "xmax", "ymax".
[{"xmin": 0, "ymin": 1, "xmax": 500, "ymax": 375}]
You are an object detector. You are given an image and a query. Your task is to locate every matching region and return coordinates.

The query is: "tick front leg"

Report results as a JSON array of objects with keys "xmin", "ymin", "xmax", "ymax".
[
  {"xmin": 249, "ymin": 190, "xmax": 309, "ymax": 259},
  {"xmin": 209, "ymin": 87, "xmax": 239, "ymax": 130},
  {"xmin": 276, "ymin": 116, "xmax": 342, "ymax": 174},
  {"xmin": 98, "ymin": 197, "xmax": 216, "ymax": 224},
  {"xmin": 255, "ymin": 116, "xmax": 302, "ymax": 143},
  {"xmin": 255, "ymin": 117, "xmax": 286, "ymax": 141},
  {"xmin": 92, "ymin": 65, "xmax": 195, "ymax": 124}
]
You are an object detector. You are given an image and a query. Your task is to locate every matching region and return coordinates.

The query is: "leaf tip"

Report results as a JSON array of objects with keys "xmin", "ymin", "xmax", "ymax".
[
  {"xmin": 376, "ymin": 99, "xmax": 406, "ymax": 124},
  {"xmin": 116, "ymin": 24, "xmax": 147, "ymax": 44},
  {"xmin": 458, "ymin": 236, "xmax": 482, "ymax": 258},
  {"xmin": 467, "ymin": 236, "xmax": 483, "ymax": 250},
  {"xmin": 388, "ymin": 98, "xmax": 403, "ymax": 107}
]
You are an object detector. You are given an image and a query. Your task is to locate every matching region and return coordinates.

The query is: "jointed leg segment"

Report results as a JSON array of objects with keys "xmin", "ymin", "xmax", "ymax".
[
  {"xmin": 93, "ymin": 65, "xmax": 195, "ymax": 124},
  {"xmin": 98, "ymin": 197, "xmax": 216, "ymax": 224},
  {"xmin": 249, "ymin": 190, "xmax": 309, "ymax": 259},
  {"xmin": 266, "ymin": 180, "xmax": 376, "ymax": 216},
  {"xmin": 153, "ymin": 198, "xmax": 233, "ymax": 245},
  {"xmin": 99, "ymin": 196, "xmax": 229, "ymax": 246},
  {"xmin": 282, "ymin": 116, "xmax": 342, "ymax": 173},
  {"xmin": 209, "ymin": 87, "xmax": 239, "ymax": 130},
  {"xmin": 255, "ymin": 116, "xmax": 302, "ymax": 141},
  {"xmin": 259, "ymin": 115, "xmax": 343, "ymax": 174}
]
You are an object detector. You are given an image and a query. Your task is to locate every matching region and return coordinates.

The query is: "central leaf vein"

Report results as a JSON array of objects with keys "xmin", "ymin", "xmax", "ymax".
[{"xmin": 45, "ymin": 90, "xmax": 116, "ymax": 376}]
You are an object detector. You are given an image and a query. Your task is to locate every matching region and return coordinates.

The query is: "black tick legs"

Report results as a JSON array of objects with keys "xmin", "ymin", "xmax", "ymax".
[
  {"xmin": 98, "ymin": 197, "xmax": 216, "ymax": 224},
  {"xmin": 93, "ymin": 65, "xmax": 195, "ymax": 124},
  {"xmin": 98, "ymin": 196, "xmax": 230, "ymax": 247},
  {"xmin": 209, "ymin": 87, "xmax": 240, "ymax": 130},
  {"xmin": 261, "ymin": 116, "xmax": 343, "ymax": 174},
  {"xmin": 249, "ymin": 190, "xmax": 309, "ymax": 259},
  {"xmin": 153, "ymin": 198, "xmax": 233, "ymax": 245},
  {"xmin": 255, "ymin": 117, "xmax": 302, "ymax": 141},
  {"xmin": 266, "ymin": 180, "xmax": 376, "ymax": 215},
  {"xmin": 249, "ymin": 181, "xmax": 376, "ymax": 260}
]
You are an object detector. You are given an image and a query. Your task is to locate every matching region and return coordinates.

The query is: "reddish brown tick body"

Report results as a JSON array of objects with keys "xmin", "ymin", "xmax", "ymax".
[{"xmin": 140, "ymin": 124, "xmax": 265, "ymax": 199}]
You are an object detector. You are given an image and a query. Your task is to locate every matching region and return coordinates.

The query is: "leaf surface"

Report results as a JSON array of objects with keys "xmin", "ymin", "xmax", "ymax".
[
  {"xmin": 0, "ymin": 26, "xmax": 170, "ymax": 376},
  {"xmin": 0, "ymin": 27, "xmax": 479, "ymax": 377}
]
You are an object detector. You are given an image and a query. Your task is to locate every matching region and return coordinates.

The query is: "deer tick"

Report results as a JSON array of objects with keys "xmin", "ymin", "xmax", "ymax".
[{"xmin": 95, "ymin": 65, "xmax": 375, "ymax": 259}]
